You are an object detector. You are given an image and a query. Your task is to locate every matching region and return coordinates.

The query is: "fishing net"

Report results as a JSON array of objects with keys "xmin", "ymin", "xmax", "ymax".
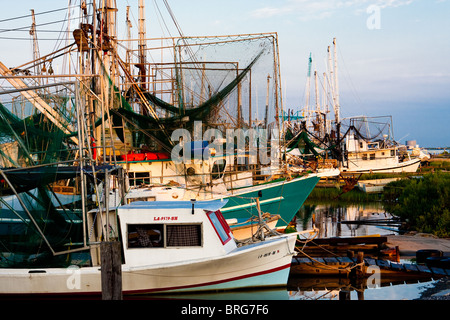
[
  {"xmin": 340, "ymin": 116, "xmax": 394, "ymax": 144},
  {"xmin": 114, "ymin": 33, "xmax": 283, "ymax": 151},
  {"xmin": 0, "ymin": 92, "xmax": 88, "ymax": 268}
]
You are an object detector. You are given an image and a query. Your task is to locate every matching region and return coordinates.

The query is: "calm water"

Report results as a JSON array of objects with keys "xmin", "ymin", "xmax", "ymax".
[{"xmin": 296, "ymin": 202, "xmax": 397, "ymax": 237}]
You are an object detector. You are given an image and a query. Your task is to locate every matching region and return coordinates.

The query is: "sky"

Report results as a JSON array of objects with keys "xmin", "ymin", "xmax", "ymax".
[{"xmin": 1, "ymin": 0, "xmax": 449, "ymax": 147}]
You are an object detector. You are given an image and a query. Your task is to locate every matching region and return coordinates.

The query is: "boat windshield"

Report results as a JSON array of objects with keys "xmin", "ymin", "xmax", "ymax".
[{"xmin": 207, "ymin": 210, "xmax": 232, "ymax": 244}]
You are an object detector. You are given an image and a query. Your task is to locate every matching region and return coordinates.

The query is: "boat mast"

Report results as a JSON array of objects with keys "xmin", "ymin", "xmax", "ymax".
[
  {"xmin": 333, "ymin": 38, "xmax": 340, "ymax": 125},
  {"xmin": 30, "ymin": 9, "xmax": 42, "ymax": 85},
  {"xmin": 314, "ymin": 69, "xmax": 321, "ymax": 136},
  {"xmin": 264, "ymin": 74, "xmax": 270, "ymax": 129},
  {"xmin": 304, "ymin": 53, "xmax": 312, "ymax": 128},
  {"xmin": 332, "ymin": 38, "xmax": 342, "ymax": 163},
  {"xmin": 138, "ymin": 0, "xmax": 148, "ymax": 112},
  {"xmin": 125, "ymin": 6, "xmax": 133, "ymax": 78}
]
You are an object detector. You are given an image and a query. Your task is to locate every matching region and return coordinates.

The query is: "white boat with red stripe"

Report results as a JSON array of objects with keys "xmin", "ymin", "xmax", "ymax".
[{"xmin": 0, "ymin": 199, "xmax": 298, "ymax": 296}]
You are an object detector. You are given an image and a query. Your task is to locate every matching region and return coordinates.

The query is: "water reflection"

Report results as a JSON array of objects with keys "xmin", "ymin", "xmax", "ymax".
[
  {"xmin": 296, "ymin": 202, "xmax": 398, "ymax": 238},
  {"xmin": 287, "ymin": 277, "xmax": 439, "ymax": 300},
  {"xmin": 133, "ymin": 278, "xmax": 440, "ymax": 301}
]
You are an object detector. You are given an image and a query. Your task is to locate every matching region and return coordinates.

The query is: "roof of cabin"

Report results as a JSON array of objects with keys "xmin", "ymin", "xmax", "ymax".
[{"xmin": 119, "ymin": 199, "xmax": 228, "ymax": 212}]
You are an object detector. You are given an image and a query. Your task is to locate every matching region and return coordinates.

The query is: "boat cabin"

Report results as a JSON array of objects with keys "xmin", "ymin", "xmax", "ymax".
[
  {"xmin": 88, "ymin": 199, "xmax": 237, "ymax": 267},
  {"xmin": 343, "ymin": 134, "xmax": 399, "ymax": 171}
]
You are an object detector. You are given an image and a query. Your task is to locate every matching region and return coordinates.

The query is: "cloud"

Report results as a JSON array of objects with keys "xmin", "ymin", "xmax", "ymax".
[{"xmin": 250, "ymin": 0, "xmax": 415, "ymax": 21}]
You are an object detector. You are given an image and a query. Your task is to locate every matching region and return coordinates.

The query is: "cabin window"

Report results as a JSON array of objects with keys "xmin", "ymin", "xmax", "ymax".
[
  {"xmin": 127, "ymin": 224, "xmax": 202, "ymax": 248},
  {"xmin": 370, "ymin": 153, "xmax": 376, "ymax": 160},
  {"xmin": 391, "ymin": 150, "xmax": 395, "ymax": 156},
  {"xmin": 211, "ymin": 160, "xmax": 226, "ymax": 180},
  {"xmin": 362, "ymin": 154, "xmax": 368, "ymax": 161},
  {"xmin": 166, "ymin": 225, "xmax": 202, "ymax": 247},
  {"xmin": 127, "ymin": 224, "xmax": 164, "ymax": 248},
  {"xmin": 128, "ymin": 172, "xmax": 151, "ymax": 187},
  {"xmin": 207, "ymin": 210, "xmax": 232, "ymax": 244}
]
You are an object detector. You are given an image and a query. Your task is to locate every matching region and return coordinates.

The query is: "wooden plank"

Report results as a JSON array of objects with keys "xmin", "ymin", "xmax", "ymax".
[
  {"xmin": 416, "ymin": 264, "xmax": 432, "ymax": 274},
  {"xmin": 376, "ymin": 259, "xmax": 390, "ymax": 268},
  {"xmin": 336, "ymin": 257, "xmax": 353, "ymax": 263},
  {"xmin": 324, "ymin": 257, "xmax": 339, "ymax": 264},
  {"xmin": 313, "ymin": 258, "xmax": 326, "ymax": 264},
  {"xmin": 404, "ymin": 263, "xmax": 419, "ymax": 272},
  {"xmin": 429, "ymin": 267, "xmax": 447, "ymax": 276},
  {"xmin": 390, "ymin": 263, "xmax": 405, "ymax": 272},
  {"xmin": 294, "ymin": 257, "xmax": 312, "ymax": 264},
  {"xmin": 310, "ymin": 236, "xmax": 387, "ymax": 245}
]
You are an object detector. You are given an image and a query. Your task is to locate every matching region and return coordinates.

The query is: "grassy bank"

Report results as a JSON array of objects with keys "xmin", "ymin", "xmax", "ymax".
[
  {"xmin": 383, "ymin": 172, "xmax": 450, "ymax": 237},
  {"xmin": 307, "ymin": 187, "xmax": 382, "ymax": 203}
]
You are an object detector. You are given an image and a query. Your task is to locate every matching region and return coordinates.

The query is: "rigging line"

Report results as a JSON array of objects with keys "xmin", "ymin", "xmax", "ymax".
[
  {"xmin": 11, "ymin": 43, "xmax": 75, "ymax": 71},
  {"xmin": 162, "ymin": 0, "xmax": 214, "ymax": 93},
  {"xmin": 0, "ymin": 16, "xmax": 83, "ymax": 34},
  {"xmin": 0, "ymin": 6, "xmax": 79, "ymax": 24},
  {"xmin": 153, "ymin": 0, "xmax": 173, "ymax": 39},
  {"xmin": 0, "ymin": 29, "xmax": 75, "ymax": 33},
  {"xmin": 0, "ymin": 36, "xmax": 73, "ymax": 41},
  {"xmin": 337, "ymin": 44, "xmax": 366, "ymax": 113}
]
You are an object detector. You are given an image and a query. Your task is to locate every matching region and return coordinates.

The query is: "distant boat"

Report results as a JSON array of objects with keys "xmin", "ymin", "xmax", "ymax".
[
  {"xmin": 0, "ymin": 199, "xmax": 298, "ymax": 296},
  {"xmin": 357, "ymin": 178, "xmax": 401, "ymax": 193},
  {"xmin": 341, "ymin": 133, "xmax": 420, "ymax": 173}
]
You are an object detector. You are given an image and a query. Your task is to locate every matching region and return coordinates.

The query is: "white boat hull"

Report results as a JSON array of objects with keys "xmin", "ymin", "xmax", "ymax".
[
  {"xmin": 0, "ymin": 234, "xmax": 297, "ymax": 296},
  {"xmin": 342, "ymin": 158, "xmax": 420, "ymax": 174}
]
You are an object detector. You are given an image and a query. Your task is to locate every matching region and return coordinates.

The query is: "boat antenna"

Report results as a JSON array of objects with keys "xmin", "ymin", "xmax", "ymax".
[{"xmin": 191, "ymin": 198, "xmax": 196, "ymax": 215}]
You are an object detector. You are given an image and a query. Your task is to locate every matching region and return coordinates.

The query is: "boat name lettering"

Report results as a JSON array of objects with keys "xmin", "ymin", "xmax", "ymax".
[
  {"xmin": 258, "ymin": 250, "xmax": 279, "ymax": 259},
  {"xmin": 154, "ymin": 216, "xmax": 178, "ymax": 221}
]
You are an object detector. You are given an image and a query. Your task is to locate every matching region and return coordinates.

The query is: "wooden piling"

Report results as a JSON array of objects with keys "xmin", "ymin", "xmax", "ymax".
[
  {"xmin": 101, "ymin": 241, "xmax": 123, "ymax": 300},
  {"xmin": 356, "ymin": 251, "xmax": 365, "ymax": 278}
]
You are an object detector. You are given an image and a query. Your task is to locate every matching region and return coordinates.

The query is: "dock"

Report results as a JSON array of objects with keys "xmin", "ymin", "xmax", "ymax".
[
  {"xmin": 297, "ymin": 235, "xmax": 389, "ymax": 257},
  {"xmin": 291, "ymin": 232, "xmax": 450, "ymax": 283}
]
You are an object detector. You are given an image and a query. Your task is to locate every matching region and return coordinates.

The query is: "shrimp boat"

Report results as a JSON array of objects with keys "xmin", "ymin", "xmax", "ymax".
[
  {"xmin": 0, "ymin": 199, "xmax": 298, "ymax": 296},
  {"xmin": 341, "ymin": 126, "xmax": 421, "ymax": 174}
]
